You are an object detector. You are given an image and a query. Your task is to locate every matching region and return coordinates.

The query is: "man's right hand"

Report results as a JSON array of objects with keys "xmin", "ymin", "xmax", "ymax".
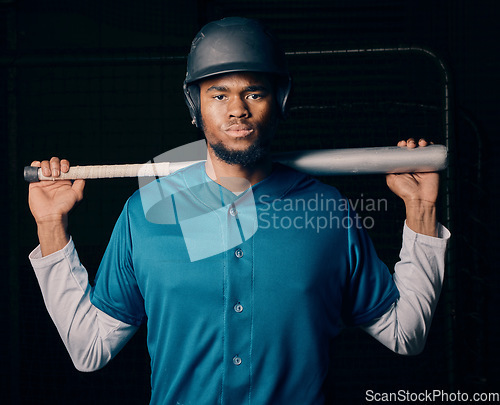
[{"xmin": 28, "ymin": 157, "xmax": 85, "ymax": 256}]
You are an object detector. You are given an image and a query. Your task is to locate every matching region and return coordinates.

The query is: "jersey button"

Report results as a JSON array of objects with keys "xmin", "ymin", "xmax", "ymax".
[
  {"xmin": 229, "ymin": 206, "xmax": 238, "ymax": 217},
  {"xmin": 234, "ymin": 248, "xmax": 243, "ymax": 258},
  {"xmin": 234, "ymin": 303, "xmax": 243, "ymax": 313},
  {"xmin": 233, "ymin": 356, "xmax": 242, "ymax": 366}
]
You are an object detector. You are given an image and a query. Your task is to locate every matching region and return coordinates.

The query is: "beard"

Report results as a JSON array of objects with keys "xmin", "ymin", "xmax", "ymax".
[
  {"xmin": 208, "ymin": 139, "xmax": 270, "ymax": 167},
  {"xmin": 201, "ymin": 115, "xmax": 276, "ymax": 167}
]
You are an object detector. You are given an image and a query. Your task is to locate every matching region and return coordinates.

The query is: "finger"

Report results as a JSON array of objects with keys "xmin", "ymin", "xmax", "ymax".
[
  {"xmin": 406, "ymin": 138, "xmax": 417, "ymax": 149},
  {"xmin": 385, "ymin": 173, "xmax": 400, "ymax": 192},
  {"xmin": 49, "ymin": 157, "xmax": 61, "ymax": 177},
  {"xmin": 386, "ymin": 173, "xmax": 395, "ymax": 184},
  {"xmin": 397, "ymin": 140, "xmax": 407, "ymax": 147},
  {"xmin": 418, "ymin": 138, "xmax": 428, "ymax": 147},
  {"xmin": 60, "ymin": 159, "xmax": 70, "ymax": 173},
  {"xmin": 40, "ymin": 160, "xmax": 51, "ymax": 177},
  {"xmin": 72, "ymin": 179, "xmax": 86, "ymax": 202},
  {"xmin": 30, "ymin": 161, "xmax": 41, "ymax": 167}
]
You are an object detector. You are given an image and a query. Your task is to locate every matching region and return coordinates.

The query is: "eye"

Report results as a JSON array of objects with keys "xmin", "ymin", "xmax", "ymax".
[
  {"xmin": 213, "ymin": 94, "xmax": 226, "ymax": 101},
  {"xmin": 247, "ymin": 93, "xmax": 264, "ymax": 100}
]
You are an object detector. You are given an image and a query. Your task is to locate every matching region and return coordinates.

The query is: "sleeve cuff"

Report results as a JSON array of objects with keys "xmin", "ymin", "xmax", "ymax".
[
  {"xmin": 403, "ymin": 221, "xmax": 451, "ymax": 246},
  {"xmin": 28, "ymin": 236, "xmax": 75, "ymax": 267}
]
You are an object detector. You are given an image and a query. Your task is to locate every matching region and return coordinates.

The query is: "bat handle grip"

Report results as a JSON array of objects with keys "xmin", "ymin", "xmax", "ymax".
[{"xmin": 24, "ymin": 166, "xmax": 41, "ymax": 182}]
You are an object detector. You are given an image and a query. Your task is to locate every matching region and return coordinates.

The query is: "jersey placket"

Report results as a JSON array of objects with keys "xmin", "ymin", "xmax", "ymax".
[{"xmin": 222, "ymin": 201, "xmax": 254, "ymax": 404}]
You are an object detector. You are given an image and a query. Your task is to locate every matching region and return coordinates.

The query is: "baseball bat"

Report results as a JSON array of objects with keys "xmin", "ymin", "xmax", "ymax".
[{"xmin": 24, "ymin": 145, "xmax": 448, "ymax": 182}]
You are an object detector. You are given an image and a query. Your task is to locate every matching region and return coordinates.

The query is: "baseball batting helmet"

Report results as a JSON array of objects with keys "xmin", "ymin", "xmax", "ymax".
[{"xmin": 183, "ymin": 17, "xmax": 292, "ymax": 127}]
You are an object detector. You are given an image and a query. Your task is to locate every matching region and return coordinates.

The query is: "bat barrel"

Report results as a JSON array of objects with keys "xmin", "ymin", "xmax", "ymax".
[{"xmin": 276, "ymin": 145, "xmax": 448, "ymax": 175}]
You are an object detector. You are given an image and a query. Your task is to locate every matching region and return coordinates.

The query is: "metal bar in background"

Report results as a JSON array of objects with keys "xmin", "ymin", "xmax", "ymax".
[{"xmin": 0, "ymin": 50, "xmax": 186, "ymax": 67}]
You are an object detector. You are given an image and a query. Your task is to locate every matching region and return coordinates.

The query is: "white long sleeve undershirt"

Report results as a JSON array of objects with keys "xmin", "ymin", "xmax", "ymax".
[
  {"xmin": 361, "ymin": 222, "xmax": 450, "ymax": 355},
  {"xmin": 29, "ymin": 238, "xmax": 139, "ymax": 372},
  {"xmin": 29, "ymin": 222, "xmax": 449, "ymax": 371}
]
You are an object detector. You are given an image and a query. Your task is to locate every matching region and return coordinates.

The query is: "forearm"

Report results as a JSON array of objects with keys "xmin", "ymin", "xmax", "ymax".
[
  {"xmin": 362, "ymin": 222, "xmax": 450, "ymax": 355},
  {"xmin": 29, "ymin": 239, "xmax": 138, "ymax": 371},
  {"xmin": 404, "ymin": 201, "xmax": 437, "ymax": 237},
  {"xmin": 36, "ymin": 217, "xmax": 70, "ymax": 257}
]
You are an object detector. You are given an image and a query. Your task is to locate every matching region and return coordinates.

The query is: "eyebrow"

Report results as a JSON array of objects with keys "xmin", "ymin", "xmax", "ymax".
[{"xmin": 205, "ymin": 84, "xmax": 270, "ymax": 93}]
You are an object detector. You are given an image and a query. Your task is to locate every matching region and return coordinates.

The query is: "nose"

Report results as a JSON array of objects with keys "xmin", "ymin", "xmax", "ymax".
[{"xmin": 228, "ymin": 96, "xmax": 250, "ymax": 119}]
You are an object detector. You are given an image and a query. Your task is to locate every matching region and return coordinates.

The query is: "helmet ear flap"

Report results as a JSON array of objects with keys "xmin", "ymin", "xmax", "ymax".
[
  {"xmin": 276, "ymin": 75, "xmax": 292, "ymax": 119},
  {"xmin": 183, "ymin": 83, "xmax": 201, "ymax": 127}
]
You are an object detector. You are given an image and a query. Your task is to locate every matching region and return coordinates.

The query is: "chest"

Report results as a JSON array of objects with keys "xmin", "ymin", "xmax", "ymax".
[{"xmin": 130, "ymin": 208, "xmax": 350, "ymax": 323}]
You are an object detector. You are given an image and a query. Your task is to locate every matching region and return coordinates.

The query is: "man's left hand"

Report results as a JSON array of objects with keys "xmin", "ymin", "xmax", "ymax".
[{"xmin": 386, "ymin": 138, "xmax": 439, "ymax": 236}]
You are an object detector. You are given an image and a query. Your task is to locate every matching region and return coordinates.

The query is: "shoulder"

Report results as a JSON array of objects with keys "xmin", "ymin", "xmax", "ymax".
[
  {"xmin": 126, "ymin": 161, "xmax": 204, "ymax": 213},
  {"xmin": 274, "ymin": 163, "xmax": 345, "ymax": 201}
]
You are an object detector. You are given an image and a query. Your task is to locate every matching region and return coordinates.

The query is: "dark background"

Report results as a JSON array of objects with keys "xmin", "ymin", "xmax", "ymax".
[{"xmin": 1, "ymin": 0, "xmax": 499, "ymax": 404}]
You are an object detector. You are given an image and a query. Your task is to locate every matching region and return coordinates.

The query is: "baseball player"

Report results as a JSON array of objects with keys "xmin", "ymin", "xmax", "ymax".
[{"xmin": 28, "ymin": 17, "xmax": 450, "ymax": 404}]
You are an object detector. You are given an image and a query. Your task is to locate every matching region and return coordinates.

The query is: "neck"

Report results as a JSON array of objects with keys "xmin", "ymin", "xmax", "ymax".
[{"xmin": 205, "ymin": 148, "xmax": 273, "ymax": 192}]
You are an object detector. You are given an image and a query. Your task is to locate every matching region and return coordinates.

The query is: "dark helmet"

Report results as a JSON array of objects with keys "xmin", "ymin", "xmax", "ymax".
[{"xmin": 183, "ymin": 17, "xmax": 292, "ymax": 127}]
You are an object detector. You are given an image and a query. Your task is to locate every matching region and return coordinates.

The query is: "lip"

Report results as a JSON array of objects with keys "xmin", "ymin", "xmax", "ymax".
[{"xmin": 224, "ymin": 125, "xmax": 254, "ymax": 138}]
